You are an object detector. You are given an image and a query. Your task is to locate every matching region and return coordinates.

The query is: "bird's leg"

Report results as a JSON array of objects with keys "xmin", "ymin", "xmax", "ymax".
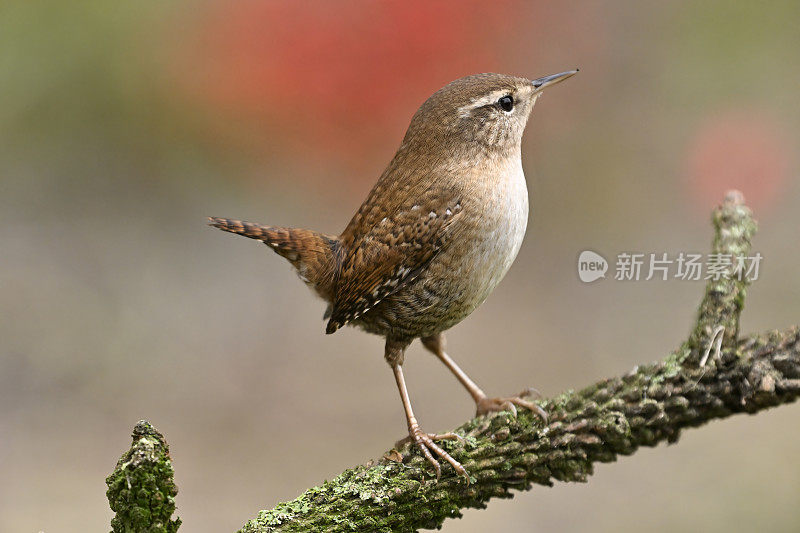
[
  {"xmin": 422, "ymin": 333, "xmax": 548, "ymax": 421},
  {"xmin": 386, "ymin": 340, "xmax": 467, "ymax": 479}
]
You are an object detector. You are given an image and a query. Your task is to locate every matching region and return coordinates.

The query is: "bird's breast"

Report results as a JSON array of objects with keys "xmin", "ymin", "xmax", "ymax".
[
  {"xmin": 459, "ymin": 158, "xmax": 529, "ymax": 297},
  {"xmin": 413, "ymin": 157, "xmax": 529, "ymax": 330}
]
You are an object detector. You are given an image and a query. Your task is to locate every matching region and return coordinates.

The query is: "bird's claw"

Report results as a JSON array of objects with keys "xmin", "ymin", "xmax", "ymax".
[
  {"xmin": 476, "ymin": 395, "xmax": 548, "ymax": 422},
  {"xmin": 395, "ymin": 431, "xmax": 463, "ymax": 449},
  {"xmin": 401, "ymin": 427, "xmax": 468, "ymax": 481}
]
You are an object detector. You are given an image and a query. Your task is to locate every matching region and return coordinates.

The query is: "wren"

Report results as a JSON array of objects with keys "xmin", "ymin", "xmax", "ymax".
[{"xmin": 209, "ymin": 70, "xmax": 577, "ymax": 479}]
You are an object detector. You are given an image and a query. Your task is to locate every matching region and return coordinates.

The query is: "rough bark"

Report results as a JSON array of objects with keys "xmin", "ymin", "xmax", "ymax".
[{"xmin": 107, "ymin": 191, "xmax": 799, "ymax": 533}]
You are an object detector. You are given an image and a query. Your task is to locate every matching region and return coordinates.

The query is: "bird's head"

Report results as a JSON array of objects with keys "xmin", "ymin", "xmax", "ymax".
[{"xmin": 402, "ymin": 70, "xmax": 577, "ymax": 158}]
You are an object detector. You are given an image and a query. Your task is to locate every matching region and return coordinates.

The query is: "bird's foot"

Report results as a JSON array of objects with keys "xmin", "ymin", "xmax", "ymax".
[
  {"xmin": 475, "ymin": 389, "xmax": 548, "ymax": 421},
  {"xmin": 396, "ymin": 427, "xmax": 467, "ymax": 480}
]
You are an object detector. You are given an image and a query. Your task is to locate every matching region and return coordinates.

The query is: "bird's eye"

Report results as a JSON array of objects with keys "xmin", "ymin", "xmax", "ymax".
[{"xmin": 497, "ymin": 95, "xmax": 514, "ymax": 112}]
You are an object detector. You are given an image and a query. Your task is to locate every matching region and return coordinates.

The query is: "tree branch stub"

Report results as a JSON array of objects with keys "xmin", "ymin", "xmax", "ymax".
[{"xmin": 106, "ymin": 420, "xmax": 181, "ymax": 533}]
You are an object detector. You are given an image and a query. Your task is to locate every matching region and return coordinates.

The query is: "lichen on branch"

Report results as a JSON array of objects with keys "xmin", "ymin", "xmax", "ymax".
[
  {"xmin": 688, "ymin": 189, "xmax": 758, "ymax": 359},
  {"xmin": 106, "ymin": 420, "xmax": 181, "ymax": 533}
]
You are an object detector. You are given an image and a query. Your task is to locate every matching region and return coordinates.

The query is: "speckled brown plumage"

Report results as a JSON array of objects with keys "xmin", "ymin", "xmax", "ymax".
[{"xmin": 210, "ymin": 70, "xmax": 577, "ymax": 479}]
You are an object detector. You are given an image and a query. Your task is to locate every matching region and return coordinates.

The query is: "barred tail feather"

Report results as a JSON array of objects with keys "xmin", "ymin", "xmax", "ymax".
[
  {"xmin": 208, "ymin": 217, "xmax": 340, "ymax": 301},
  {"xmin": 208, "ymin": 217, "xmax": 277, "ymax": 241}
]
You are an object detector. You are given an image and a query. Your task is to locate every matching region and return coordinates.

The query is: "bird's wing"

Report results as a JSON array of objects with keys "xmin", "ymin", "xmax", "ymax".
[{"xmin": 325, "ymin": 191, "xmax": 464, "ymax": 334}]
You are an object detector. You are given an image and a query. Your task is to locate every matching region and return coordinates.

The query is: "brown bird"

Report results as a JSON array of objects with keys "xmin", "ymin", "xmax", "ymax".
[{"xmin": 209, "ymin": 70, "xmax": 577, "ymax": 478}]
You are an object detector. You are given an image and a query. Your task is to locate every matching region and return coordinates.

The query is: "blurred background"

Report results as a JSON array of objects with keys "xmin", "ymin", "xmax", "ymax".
[{"xmin": 1, "ymin": 1, "xmax": 798, "ymax": 531}]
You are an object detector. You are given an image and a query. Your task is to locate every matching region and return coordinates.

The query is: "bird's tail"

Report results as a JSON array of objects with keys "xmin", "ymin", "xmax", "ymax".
[{"xmin": 208, "ymin": 217, "xmax": 340, "ymax": 301}]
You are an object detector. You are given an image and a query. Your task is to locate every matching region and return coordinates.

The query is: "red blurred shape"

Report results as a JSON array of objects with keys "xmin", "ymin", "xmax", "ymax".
[
  {"xmin": 170, "ymin": 0, "xmax": 537, "ymax": 174},
  {"xmin": 686, "ymin": 109, "xmax": 790, "ymax": 212}
]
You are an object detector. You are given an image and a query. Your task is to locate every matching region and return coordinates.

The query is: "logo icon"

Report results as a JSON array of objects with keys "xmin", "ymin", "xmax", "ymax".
[{"xmin": 578, "ymin": 250, "xmax": 608, "ymax": 283}]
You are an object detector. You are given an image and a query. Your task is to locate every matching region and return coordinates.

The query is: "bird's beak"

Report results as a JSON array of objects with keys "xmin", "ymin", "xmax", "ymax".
[{"xmin": 531, "ymin": 69, "xmax": 578, "ymax": 93}]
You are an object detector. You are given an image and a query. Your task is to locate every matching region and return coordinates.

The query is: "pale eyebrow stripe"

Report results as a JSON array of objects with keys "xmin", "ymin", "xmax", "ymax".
[{"xmin": 457, "ymin": 90, "xmax": 510, "ymax": 118}]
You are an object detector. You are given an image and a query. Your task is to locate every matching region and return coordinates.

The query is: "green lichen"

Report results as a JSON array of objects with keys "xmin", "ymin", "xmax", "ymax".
[
  {"xmin": 664, "ymin": 345, "xmax": 690, "ymax": 376},
  {"xmin": 688, "ymin": 193, "xmax": 757, "ymax": 357},
  {"xmin": 106, "ymin": 420, "xmax": 180, "ymax": 533}
]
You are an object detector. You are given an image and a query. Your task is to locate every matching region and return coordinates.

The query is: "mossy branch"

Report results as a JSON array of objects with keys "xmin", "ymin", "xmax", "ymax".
[
  {"xmin": 687, "ymin": 189, "xmax": 758, "ymax": 358},
  {"xmin": 107, "ymin": 420, "xmax": 181, "ymax": 533},
  {"xmin": 108, "ymin": 191, "xmax": 799, "ymax": 533}
]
